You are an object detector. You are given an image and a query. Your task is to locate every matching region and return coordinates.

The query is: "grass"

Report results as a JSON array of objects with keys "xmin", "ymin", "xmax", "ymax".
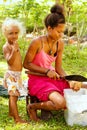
[
  {"xmin": 1, "ymin": 96, "xmax": 87, "ymax": 130},
  {"xmin": 1, "ymin": 44, "xmax": 87, "ymax": 130},
  {"xmin": 63, "ymin": 44, "xmax": 87, "ymax": 77}
]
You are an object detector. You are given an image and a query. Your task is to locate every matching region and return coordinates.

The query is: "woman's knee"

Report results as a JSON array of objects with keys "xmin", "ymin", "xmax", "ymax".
[
  {"xmin": 55, "ymin": 98, "xmax": 66, "ymax": 110},
  {"xmin": 49, "ymin": 91, "xmax": 66, "ymax": 110}
]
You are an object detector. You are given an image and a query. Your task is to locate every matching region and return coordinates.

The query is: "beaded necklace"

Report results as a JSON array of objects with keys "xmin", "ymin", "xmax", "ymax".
[
  {"xmin": 46, "ymin": 36, "xmax": 54, "ymax": 55},
  {"xmin": 46, "ymin": 36, "xmax": 58, "ymax": 56}
]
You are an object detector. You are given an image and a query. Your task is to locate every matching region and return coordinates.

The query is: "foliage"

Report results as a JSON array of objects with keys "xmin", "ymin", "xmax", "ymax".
[
  {"xmin": 68, "ymin": 1, "xmax": 87, "ymax": 32},
  {"xmin": 0, "ymin": 0, "xmax": 87, "ymax": 56},
  {"xmin": 0, "ymin": 0, "xmax": 52, "ymax": 32},
  {"xmin": 0, "ymin": 0, "xmax": 86, "ymax": 34},
  {"xmin": 0, "ymin": 32, "xmax": 5, "ymax": 59}
]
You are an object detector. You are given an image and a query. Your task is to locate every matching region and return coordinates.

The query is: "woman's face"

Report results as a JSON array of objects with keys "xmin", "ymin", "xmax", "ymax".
[{"xmin": 48, "ymin": 24, "xmax": 65, "ymax": 41}]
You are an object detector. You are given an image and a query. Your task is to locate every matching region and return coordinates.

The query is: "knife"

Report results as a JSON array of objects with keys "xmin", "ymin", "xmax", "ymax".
[{"xmin": 25, "ymin": 71, "xmax": 87, "ymax": 82}]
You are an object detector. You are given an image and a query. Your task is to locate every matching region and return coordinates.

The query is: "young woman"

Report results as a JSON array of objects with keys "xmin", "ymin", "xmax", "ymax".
[{"xmin": 23, "ymin": 4, "xmax": 82, "ymax": 121}]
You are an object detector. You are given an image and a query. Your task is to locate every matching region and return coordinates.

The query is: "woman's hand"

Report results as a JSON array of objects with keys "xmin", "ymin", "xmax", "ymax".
[
  {"xmin": 46, "ymin": 70, "xmax": 60, "ymax": 79},
  {"xmin": 69, "ymin": 81, "xmax": 82, "ymax": 91}
]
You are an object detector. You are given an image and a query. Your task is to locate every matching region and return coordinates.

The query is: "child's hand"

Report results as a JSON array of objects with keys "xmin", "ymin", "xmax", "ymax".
[
  {"xmin": 69, "ymin": 81, "xmax": 82, "ymax": 91},
  {"xmin": 11, "ymin": 41, "xmax": 19, "ymax": 51}
]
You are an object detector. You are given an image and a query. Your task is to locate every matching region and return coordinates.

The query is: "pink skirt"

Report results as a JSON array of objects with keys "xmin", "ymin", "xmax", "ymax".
[{"xmin": 28, "ymin": 75, "xmax": 70, "ymax": 101}]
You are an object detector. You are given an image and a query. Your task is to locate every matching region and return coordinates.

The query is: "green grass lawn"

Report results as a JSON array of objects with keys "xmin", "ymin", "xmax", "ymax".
[
  {"xmin": 1, "ymin": 44, "xmax": 87, "ymax": 130},
  {"xmin": 1, "ymin": 96, "xmax": 87, "ymax": 130}
]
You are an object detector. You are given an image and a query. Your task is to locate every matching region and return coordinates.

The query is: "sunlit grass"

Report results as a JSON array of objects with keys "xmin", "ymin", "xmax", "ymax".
[
  {"xmin": 0, "ymin": 96, "xmax": 87, "ymax": 130},
  {"xmin": 0, "ymin": 97, "xmax": 86, "ymax": 130}
]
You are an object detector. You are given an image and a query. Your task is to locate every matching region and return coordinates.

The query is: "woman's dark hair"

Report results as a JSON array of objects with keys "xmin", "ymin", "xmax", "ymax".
[{"xmin": 44, "ymin": 4, "xmax": 65, "ymax": 28}]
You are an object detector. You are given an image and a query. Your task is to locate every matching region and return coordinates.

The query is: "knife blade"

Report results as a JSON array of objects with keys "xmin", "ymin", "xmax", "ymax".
[
  {"xmin": 60, "ymin": 75, "xmax": 87, "ymax": 82},
  {"xmin": 25, "ymin": 71, "xmax": 87, "ymax": 82}
]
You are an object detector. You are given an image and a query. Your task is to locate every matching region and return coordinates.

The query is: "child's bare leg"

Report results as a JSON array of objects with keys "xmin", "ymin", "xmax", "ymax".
[
  {"xmin": 9, "ymin": 96, "xmax": 27, "ymax": 123},
  {"xmin": 9, "ymin": 90, "xmax": 20, "ymax": 117}
]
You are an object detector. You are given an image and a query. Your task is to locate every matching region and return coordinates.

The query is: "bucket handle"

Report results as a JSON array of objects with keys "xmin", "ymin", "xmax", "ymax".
[{"xmin": 82, "ymin": 109, "xmax": 87, "ymax": 114}]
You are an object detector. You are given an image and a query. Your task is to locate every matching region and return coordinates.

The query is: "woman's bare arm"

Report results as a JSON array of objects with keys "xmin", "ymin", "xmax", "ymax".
[
  {"xmin": 55, "ymin": 40, "xmax": 67, "ymax": 76},
  {"xmin": 23, "ymin": 38, "xmax": 48, "ymax": 74}
]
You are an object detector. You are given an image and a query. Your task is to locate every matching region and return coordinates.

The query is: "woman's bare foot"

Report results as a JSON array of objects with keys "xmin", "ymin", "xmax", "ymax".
[
  {"xmin": 15, "ymin": 118, "xmax": 28, "ymax": 124},
  {"xmin": 27, "ymin": 104, "xmax": 40, "ymax": 121}
]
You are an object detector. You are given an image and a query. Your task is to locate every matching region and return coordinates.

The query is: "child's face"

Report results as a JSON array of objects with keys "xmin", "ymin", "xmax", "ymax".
[{"xmin": 5, "ymin": 26, "xmax": 19, "ymax": 44}]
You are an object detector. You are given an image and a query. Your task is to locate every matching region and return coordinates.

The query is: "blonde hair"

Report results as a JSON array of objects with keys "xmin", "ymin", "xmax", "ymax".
[{"xmin": 2, "ymin": 17, "xmax": 26, "ymax": 37}]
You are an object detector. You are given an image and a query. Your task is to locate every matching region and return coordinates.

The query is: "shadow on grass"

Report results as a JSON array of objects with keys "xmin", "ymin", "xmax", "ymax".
[{"xmin": 0, "ymin": 85, "xmax": 8, "ymax": 98}]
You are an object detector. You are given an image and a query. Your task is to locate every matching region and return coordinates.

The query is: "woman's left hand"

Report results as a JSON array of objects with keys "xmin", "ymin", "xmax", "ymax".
[{"xmin": 69, "ymin": 81, "xmax": 82, "ymax": 91}]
